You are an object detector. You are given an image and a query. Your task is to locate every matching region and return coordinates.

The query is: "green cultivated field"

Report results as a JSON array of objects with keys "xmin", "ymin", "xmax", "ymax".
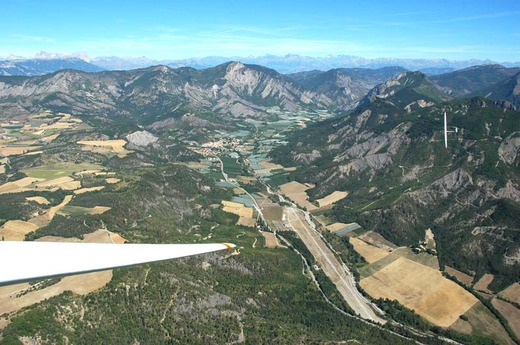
[{"xmin": 22, "ymin": 163, "xmax": 104, "ymax": 179}]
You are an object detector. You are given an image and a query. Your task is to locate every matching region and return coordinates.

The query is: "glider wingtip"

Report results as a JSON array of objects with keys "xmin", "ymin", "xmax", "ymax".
[{"xmin": 222, "ymin": 243, "xmax": 236, "ymax": 249}]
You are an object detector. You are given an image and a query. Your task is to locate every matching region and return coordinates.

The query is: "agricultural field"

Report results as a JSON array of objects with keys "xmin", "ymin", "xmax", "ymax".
[
  {"xmin": 222, "ymin": 200, "xmax": 256, "ymax": 228},
  {"xmin": 22, "ymin": 162, "xmax": 104, "ymax": 179},
  {"xmin": 0, "ymin": 220, "xmax": 39, "ymax": 241},
  {"xmin": 349, "ymin": 237, "xmax": 390, "ymax": 263},
  {"xmin": 32, "ymin": 176, "xmax": 81, "ymax": 191},
  {"xmin": 255, "ymin": 159, "xmax": 285, "ymax": 174},
  {"xmin": 260, "ymin": 231, "xmax": 280, "ymax": 248},
  {"xmin": 219, "ymin": 156, "xmax": 243, "ymax": 177},
  {"xmin": 354, "ymin": 231, "xmax": 514, "ymax": 344},
  {"xmin": 445, "ymin": 265, "xmax": 474, "ymax": 286},
  {"xmin": 77, "ymin": 139, "xmax": 132, "ymax": 157},
  {"xmin": 0, "ymin": 177, "xmax": 44, "ymax": 194},
  {"xmin": 357, "ymin": 231, "xmax": 398, "ymax": 252},
  {"xmin": 316, "ymin": 191, "xmax": 348, "ymax": 208},
  {"xmin": 278, "ymin": 181, "xmax": 317, "ymax": 211},
  {"xmin": 237, "ymin": 217, "xmax": 256, "ymax": 228},
  {"xmin": 57, "ymin": 205, "xmax": 111, "ymax": 216},
  {"xmin": 221, "ymin": 201, "xmax": 254, "ymax": 218},
  {"xmin": 474, "ymin": 273, "xmax": 495, "ymax": 293},
  {"xmin": 74, "ymin": 186, "xmax": 105, "ymax": 195},
  {"xmin": 360, "ymin": 256, "xmax": 478, "ymax": 327},
  {"xmin": 492, "ymin": 298, "xmax": 520, "ymax": 340},
  {"xmin": 499, "ymin": 282, "xmax": 520, "ymax": 304},
  {"xmin": 27, "ymin": 195, "xmax": 73, "ymax": 228},
  {"xmin": 0, "ymin": 145, "xmax": 42, "ymax": 156},
  {"xmin": 26, "ymin": 196, "xmax": 50, "ymax": 205},
  {"xmin": 451, "ymin": 302, "xmax": 515, "ymax": 345},
  {"xmin": 326, "ymin": 222, "xmax": 349, "ymax": 232}
]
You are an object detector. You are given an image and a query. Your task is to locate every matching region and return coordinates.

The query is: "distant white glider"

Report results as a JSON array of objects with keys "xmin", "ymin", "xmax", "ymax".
[
  {"xmin": 443, "ymin": 110, "xmax": 458, "ymax": 149},
  {"xmin": 0, "ymin": 241, "xmax": 235, "ymax": 286}
]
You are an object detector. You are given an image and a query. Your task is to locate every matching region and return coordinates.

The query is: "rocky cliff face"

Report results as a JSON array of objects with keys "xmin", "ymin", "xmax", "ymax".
[
  {"xmin": 479, "ymin": 72, "xmax": 520, "ymax": 109},
  {"xmin": 0, "ymin": 62, "xmax": 332, "ymax": 122},
  {"xmin": 271, "ymin": 76, "xmax": 520, "ymax": 288},
  {"xmin": 429, "ymin": 64, "xmax": 520, "ymax": 98},
  {"xmin": 288, "ymin": 66, "xmax": 406, "ymax": 110}
]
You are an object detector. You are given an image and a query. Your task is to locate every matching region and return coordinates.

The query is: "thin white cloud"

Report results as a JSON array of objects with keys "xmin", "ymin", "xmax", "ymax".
[{"xmin": 8, "ymin": 34, "xmax": 56, "ymax": 43}]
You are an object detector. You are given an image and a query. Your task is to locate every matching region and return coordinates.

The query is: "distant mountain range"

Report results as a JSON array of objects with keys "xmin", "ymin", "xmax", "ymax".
[
  {"xmin": 430, "ymin": 64, "xmax": 520, "ymax": 98},
  {"xmin": 288, "ymin": 66, "xmax": 407, "ymax": 110},
  {"xmin": 0, "ymin": 62, "xmax": 331, "ymax": 124},
  {"xmin": 2, "ymin": 53, "xmax": 520, "ymax": 76},
  {"xmin": 0, "ymin": 57, "xmax": 104, "ymax": 76}
]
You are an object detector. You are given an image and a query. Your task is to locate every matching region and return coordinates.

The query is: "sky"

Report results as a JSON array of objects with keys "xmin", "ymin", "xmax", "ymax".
[{"xmin": 1, "ymin": 0, "xmax": 519, "ymax": 62}]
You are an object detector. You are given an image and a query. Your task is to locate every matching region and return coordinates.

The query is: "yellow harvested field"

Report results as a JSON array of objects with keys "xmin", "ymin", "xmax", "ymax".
[
  {"xmin": 492, "ymin": 298, "xmax": 520, "ymax": 340},
  {"xmin": 90, "ymin": 206, "xmax": 111, "ymax": 215},
  {"xmin": 316, "ymin": 191, "xmax": 348, "ymax": 207},
  {"xmin": 24, "ymin": 150, "xmax": 43, "ymax": 156},
  {"xmin": 0, "ymin": 230, "xmax": 127, "ymax": 328},
  {"xmin": 326, "ymin": 222, "xmax": 350, "ymax": 232},
  {"xmin": 350, "ymin": 237, "xmax": 391, "ymax": 263},
  {"xmin": 0, "ymin": 146, "xmax": 42, "ymax": 156},
  {"xmin": 0, "ymin": 165, "xmax": 4, "ymax": 174},
  {"xmin": 237, "ymin": 216, "xmax": 256, "ymax": 227},
  {"xmin": 279, "ymin": 181, "xmax": 317, "ymax": 211},
  {"xmin": 105, "ymin": 178, "xmax": 120, "ymax": 184},
  {"xmin": 445, "ymin": 265, "xmax": 474, "ymax": 286},
  {"xmin": 45, "ymin": 122, "xmax": 74, "ymax": 130},
  {"xmin": 361, "ymin": 257, "xmax": 478, "ymax": 327},
  {"xmin": 73, "ymin": 169, "xmax": 101, "ymax": 175},
  {"xmin": 358, "ymin": 231, "xmax": 398, "ymax": 251},
  {"xmin": 474, "ymin": 273, "xmax": 494, "ymax": 293},
  {"xmin": 42, "ymin": 133, "xmax": 60, "ymax": 142},
  {"xmin": 77, "ymin": 139, "xmax": 131, "ymax": 157},
  {"xmin": 48, "ymin": 195, "xmax": 73, "ymax": 219},
  {"xmin": 499, "ymin": 283, "xmax": 520, "ymax": 304},
  {"xmin": 222, "ymin": 200, "xmax": 254, "ymax": 218},
  {"xmin": 256, "ymin": 160, "xmax": 285, "ymax": 174},
  {"xmin": 33, "ymin": 176, "xmax": 81, "ymax": 191},
  {"xmin": 0, "ymin": 220, "xmax": 40, "ymax": 240},
  {"xmin": 26, "ymin": 196, "xmax": 50, "ymax": 205},
  {"xmin": 0, "ymin": 177, "xmax": 44, "ymax": 194},
  {"xmin": 74, "ymin": 186, "xmax": 105, "ymax": 194},
  {"xmin": 280, "ymin": 181, "xmax": 309, "ymax": 194},
  {"xmin": 260, "ymin": 231, "xmax": 279, "ymax": 248},
  {"xmin": 95, "ymin": 171, "xmax": 116, "ymax": 176},
  {"xmin": 29, "ymin": 195, "xmax": 73, "ymax": 228}
]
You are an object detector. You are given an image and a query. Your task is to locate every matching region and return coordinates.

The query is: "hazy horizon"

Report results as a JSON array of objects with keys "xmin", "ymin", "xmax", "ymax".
[{"xmin": 1, "ymin": 0, "xmax": 519, "ymax": 62}]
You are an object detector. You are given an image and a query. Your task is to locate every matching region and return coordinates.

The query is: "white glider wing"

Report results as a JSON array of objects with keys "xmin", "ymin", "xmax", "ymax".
[{"xmin": 0, "ymin": 241, "xmax": 235, "ymax": 286}]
